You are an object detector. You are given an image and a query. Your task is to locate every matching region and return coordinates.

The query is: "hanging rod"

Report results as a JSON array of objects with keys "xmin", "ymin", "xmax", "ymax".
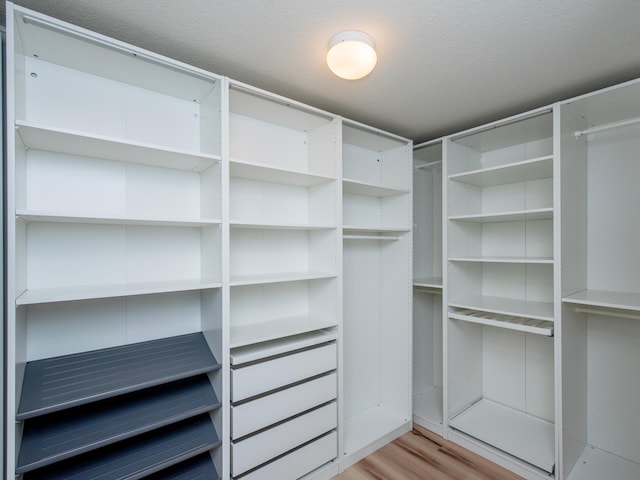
[
  {"xmin": 343, "ymin": 234, "xmax": 398, "ymax": 241},
  {"xmin": 574, "ymin": 116, "xmax": 640, "ymax": 138},
  {"xmin": 574, "ymin": 306, "xmax": 640, "ymax": 321},
  {"xmin": 415, "ymin": 160, "xmax": 442, "ymax": 169}
]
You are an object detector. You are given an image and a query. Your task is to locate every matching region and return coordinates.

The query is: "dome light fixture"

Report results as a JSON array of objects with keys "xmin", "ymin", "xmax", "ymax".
[{"xmin": 326, "ymin": 30, "xmax": 377, "ymax": 80}]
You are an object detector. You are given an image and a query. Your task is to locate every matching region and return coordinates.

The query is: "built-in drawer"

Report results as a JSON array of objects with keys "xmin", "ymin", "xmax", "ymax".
[
  {"xmin": 232, "ymin": 404, "xmax": 337, "ymax": 478},
  {"xmin": 231, "ymin": 372, "xmax": 336, "ymax": 440},
  {"xmin": 239, "ymin": 431, "xmax": 337, "ymax": 480},
  {"xmin": 231, "ymin": 342, "xmax": 336, "ymax": 402}
]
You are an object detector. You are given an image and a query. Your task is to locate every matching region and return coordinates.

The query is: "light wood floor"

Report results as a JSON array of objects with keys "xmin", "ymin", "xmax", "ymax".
[{"xmin": 334, "ymin": 425, "xmax": 525, "ymax": 480}]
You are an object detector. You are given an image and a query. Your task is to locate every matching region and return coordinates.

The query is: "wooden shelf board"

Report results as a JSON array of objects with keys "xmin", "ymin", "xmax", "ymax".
[
  {"xmin": 343, "ymin": 178, "xmax": 409, "ymax": 197},
  {"xmin": 448, "ymin": 295, "xmax": 554, "ymax": 321},
  {"xmin": 17, "ymin": 210, "xmax": 221, "ymax": 227},
  {"xmin": 16, "ymin": 121, "xmax": 219, "ymax": 172},
  {"xmin": 16, "ymin": 279, "xmax": 221, "ymax": 305},
  {"xmin": 448, "ymin": 155, "xmax": 553, "ymax": 187},
  {"xmin": 567, "ymin": 445, "xmax": 640, "ymax": 480},
  {"xmin": 562, "ymin": 289, "xmax": 640, "ymax": 313},
  {"xmin": 449, "ymin": 398, "xmax": 555, "ymax": 473},
  {"xmin": 229, "ymin": 316, "xmax": 337, "ymax": 351},
  {"xmin": 448, "ymin": 207, "xmax": 553, "ymax": 223},
  {"xmin": 229, "ymin": 158, "xmax": 335, "ymax": 187},
  {"xmin": 230, "ymin": 272, "xmax": 336, "ymax": 287},
  {"xmin": 448, "ymin": 256, "xmax": 553, "ymax": 264}
]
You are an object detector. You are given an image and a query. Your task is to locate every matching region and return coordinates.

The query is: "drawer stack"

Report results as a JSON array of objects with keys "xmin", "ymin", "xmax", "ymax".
[{"xmin": 230, "ymin": 331, "xmax": 338, "ymax": 479}]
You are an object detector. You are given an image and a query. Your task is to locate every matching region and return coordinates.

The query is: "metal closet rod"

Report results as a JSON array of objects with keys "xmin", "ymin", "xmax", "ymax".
[{"xmin": 574, "ymin": 116, "xmax": 640, "ymax": 137}]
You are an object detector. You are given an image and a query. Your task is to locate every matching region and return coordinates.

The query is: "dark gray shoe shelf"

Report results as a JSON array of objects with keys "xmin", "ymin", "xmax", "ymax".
[
  {"xmin": 17, "ymin": 375, "xmax": 220, "ymax": 473},
  {"xmin": 16, "ymin": 333, "xmax": 222, "ymax": 478},
  {"xmin": 23, "ymin": 415, "xmax": 220, "ymax": 480},
  {"xmin": 145, "ymin": 454, "xmax": 220, "ymax": 480},
  {"xmin": 18, "ymin": 332, "xmax": 220, "ymax": 420}
]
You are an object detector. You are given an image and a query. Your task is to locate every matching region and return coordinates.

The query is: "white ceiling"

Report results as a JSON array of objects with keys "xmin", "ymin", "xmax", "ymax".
[{"xmin": 5, "ymin": 0, "xmax": 640, "ymax": 142}]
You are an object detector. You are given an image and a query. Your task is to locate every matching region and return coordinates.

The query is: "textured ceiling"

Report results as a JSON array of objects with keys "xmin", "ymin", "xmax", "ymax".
[{"xmin": 5, "ymin": 0, "xmax": 640, "ymax": 142}]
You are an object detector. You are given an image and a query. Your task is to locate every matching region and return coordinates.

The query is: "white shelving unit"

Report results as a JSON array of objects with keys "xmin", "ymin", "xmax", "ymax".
[
  {"xmin": 227, "ymin": 81, "xmax": 341, "ymax": 479},
  {"xmin": 560, "ymin": 78, "xmax": 640, "ymax": 480},
  {"xmin": 6, "ymin": 4, "xmax": 224, "ymax": 479},
  {"xmin": 412, "ymin": 140, "xmax": 444, "ymax": 435},
  {"xmin": 445, "ymin": 109, "xmax": 557, "ymax": 477},
  {"xmin": 341, "ymin": 120, "xmax": 413, "ymax": 466}
]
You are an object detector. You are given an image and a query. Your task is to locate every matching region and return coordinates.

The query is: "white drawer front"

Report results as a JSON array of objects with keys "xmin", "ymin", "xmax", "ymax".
[
  {"xmin": 231, "ymin": 342, "xmax": 336, "ymax": 402},
  {"xmin": 235, "ymin": 425, "xmax": 337, "ymax": 480},
  {"xmin": 231, "ymin": 402, "xmax": 337, "ymax": 477},
  {"xmin": 232, "ymin": 372, "xmax": 337, "ymax": 440}
]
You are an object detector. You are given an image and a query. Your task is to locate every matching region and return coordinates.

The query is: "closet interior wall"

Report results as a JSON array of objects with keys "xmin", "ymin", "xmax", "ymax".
[{"xmin": 412, "ymin": 141, "xmax": 444, "ymax": 435}]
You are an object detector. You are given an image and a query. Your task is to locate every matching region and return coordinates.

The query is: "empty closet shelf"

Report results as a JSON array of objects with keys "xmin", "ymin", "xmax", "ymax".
[
  {"xmin": 448, "ymin": 207, "xmax": 553, "ymax": 223},
  {"xmin": 447, "ymin": 155, "xmax": 553, "ymax": 187},
  {"xmin": 17, "ymin": 332, "xmax": 220, "ymax": 420},
  {"xmin": 448, "ymin": 256, "xmax": 553, "ymax": 264},
  {"xmin": 16, "ymin": 120, "xmax": 220, "ymax": 172},
  {"xmin": 342, "ymin": 178, "xmax": 409, "ymax": 197},
  {"xmin": 449, "ymin": 309, "xmax": 554, "ymax": 336},
  {"xmin": 17, "ymin": 376, "xmax": 220, "ymax": 473},
  {"xmin": 16, "ymin": 210, "xmax": 222, "ymax": 227},
  {"xmin": 23, "ymin": 415, "xmax": 220, "ymax": 480},
  {"xmin": 230, "ymin": 272, "xmax": 336, "ymax": 286},
  {"xmin": 229, "ymin": 158, "xmax": 335, "ymax": 187},
  {"xmin": 449, "ymin": 398, "xmax": 555, "ymax": 473},
  {"xmin": 144, "ymin": 454, "xmax": 219, "ymax": 480},
  {"xmin": 413, "ymin": 277, "xmax": 443, "ymax": 289},
  {"xmin": 562, "ymin": 289, "xmax": 640, "ymax": 313}
]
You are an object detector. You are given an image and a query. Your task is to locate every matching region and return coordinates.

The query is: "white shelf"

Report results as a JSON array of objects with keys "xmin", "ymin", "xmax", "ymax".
[
  {"xmin": 567, "ymin": 446, "xmax": 640, "ymax": 480},
  {"xmin": 16, "ymin": 279, "xmax": 221, "ymax": 305},
  {"xmin": 229, "ymin": 272, "xmax": 336, "ymax": 287},
  {"xmin": 413, "ymin": 277, "xmax": 443, "ymax": 289},
  {"xmin": 448, "ymin": 208, "xmax": 553, "ymax": 223},
  {"xmin": 448, "ymin": 256, "xmax": 553, "ymax": 264},
  {"xmin": 229, "ymin": 158, "xmax": 335, "ymax": 187},
  {"xmin": 448, "ymin": 155, "xmax": 553, "ymax": 187},
  {"xmin": 16, "ymin": 121, "xmax": 220, "ymax": 172},
  {"xmin": 16, "ymin": 210, "xmax": 221, "ymax": 228},
  {"xmin": 448, "ymin": 295, "xmax": 554, "ymax": 321},
  {"xmin": 449, "ymin": 398, "xmax": 555, "ymax": 473},
  {"xmin": 343, "ymin": 405, "xmax": 408, "ymax": 457},
  {"xmin": 562, "ymin": 289, "xmax": 640, "ymax": 313},
  {"xmin": 343, "ymin": 178, "xmax": 409, "ymax": 197},
  {"xmin": 343, "ymin": 225, "xmax": 410, "ymax": 234},
  {"xmin": 230, "ymin": 317, "xmax": 337, "ymax": 351},
  {"xmin": 230, "ymin": 221, "xmax": 334, "ymax": 230},
  {"xmin": 449, "ymin": 309, "xmax": 554, "ymax": 336}
]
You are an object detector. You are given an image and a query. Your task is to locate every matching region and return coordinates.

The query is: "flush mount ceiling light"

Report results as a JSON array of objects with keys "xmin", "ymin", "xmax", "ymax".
[{"xmin": 326, "ymin": 30, "xmax": 377, "ymax": 80}]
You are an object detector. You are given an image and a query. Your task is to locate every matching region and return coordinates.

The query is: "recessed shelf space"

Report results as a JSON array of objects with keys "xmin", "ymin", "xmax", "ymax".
[
  {"xmin": 449, "ymin": 308, "xmax": 554, "ymax": 336},
  {"xmin": 448, "ymin": 155, "xmax": 553, "ymax": 187},
  {"xmin": 23, "ymin": 415, "xmax": 220, "ymax": 480},
  {"xmin": 414, "ymin": 277, "xmax": 443, "ymax": 288},
  {"xmin": 17, "ymin": 332, "xmax": 220, "ymax": 420},
  {"xmin": 230, "ymin": 278, "xmax": 338, "ymax": 348},
  {"xmin": 17, "ymin": 375, "xmax": 219, "ymax": 473},
  {"xmin": 342, "ymin": 178, "xmax": 409, "ymax": 197},
  {"xmin": 230, "ymin": 174, "xmax": 337, "ymax": 227},
  {"xmin": 449, "ymin": 399, "xmax": 555, "ymax": 473},
  {"xmin": 16, "ymin": 221, "xmax": 221, "ymax": 298},
  {"xmin": 229, "ymin": 85, "xmax": 338, "ymax": 178},
  {"xmin": 448, "ymin": 207, "xmax": 553, "ymax": 223},
  {"xmin": 229, "ymin": 158, "xmax": 335, "ymax": 186},
  {"xmin": 16, "ymin": 121, "xmax": 221, "ymax": 172},
  {"xmin": 563, "ymin": 289, "xmax": 640, "ymax": 313}
]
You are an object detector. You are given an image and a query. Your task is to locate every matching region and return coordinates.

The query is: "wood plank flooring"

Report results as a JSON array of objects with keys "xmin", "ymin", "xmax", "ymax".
[{"xmin": 334, "ymin": 425, "xmax": 525, "ymax": 480}]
